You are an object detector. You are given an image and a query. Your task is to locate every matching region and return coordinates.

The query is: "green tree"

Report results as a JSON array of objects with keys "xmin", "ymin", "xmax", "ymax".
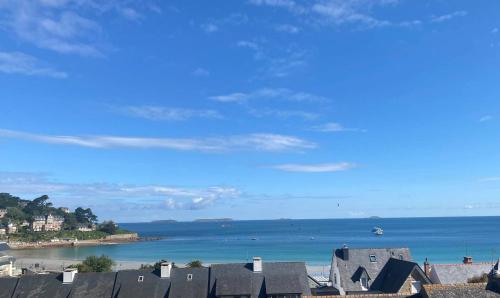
[
  {"xmin": 186, "ymin": 260, "xmax": 203, "ymax": 268},
  {"xmin": 140, "ymin": 260, "xmax": 177, "ymax": 270},
  {"xmin": 5, "ymin": 207, "xmax": 27, "ymax": 223},
  {"xmin": 75, "ymin": 255, "xmax": 115, "ymax": 272},
  {"xmin": 63, "ymin": 213, "xmax": 78, "ymax": 230},
  {"xmin": 24, "ymin": 195, "xmax": 53, "ymax": 215},
  {"xmin": 0, "ymin": 193, "xmax": 21, "ymax": 208},
  {"xmin": 75, "ymin": 207, "xmax": 98, "ymax": 224},
  {"xmin": 98, "ymin": 221, "xmax": 117, "ymax": 234}
]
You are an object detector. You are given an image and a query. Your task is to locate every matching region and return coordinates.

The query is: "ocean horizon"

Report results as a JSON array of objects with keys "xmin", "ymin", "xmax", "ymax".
[{"xmin": 10, "ymin": 216, "xmax": 500, "ymax": 266}]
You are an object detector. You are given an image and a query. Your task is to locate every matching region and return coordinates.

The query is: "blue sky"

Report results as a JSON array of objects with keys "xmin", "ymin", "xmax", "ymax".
[{"xmin": 0, "ymin": 0, "xmax": 500, "ymax": 222}]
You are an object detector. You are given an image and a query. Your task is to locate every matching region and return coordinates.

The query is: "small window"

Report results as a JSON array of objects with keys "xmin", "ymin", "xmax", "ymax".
[
  {"xmin": 137, "ymin": 275, "xmax": 144, "ymax": 282},
  {"xmin": 187, "ymin": 273, "xmax": 193, "ymax": 281},
  {"xmin": 399, "ymin": 254, "xmax": 404, "ymax": 260},
  {"xmin": 369, "ymin": 255, "xmax": 377, "ymax": 262}
]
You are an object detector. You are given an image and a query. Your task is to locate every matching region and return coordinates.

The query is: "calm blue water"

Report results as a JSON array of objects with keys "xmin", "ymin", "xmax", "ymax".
[{"xmin": 10, "ymin": 217, "xmax": 500, "ymax": 265}]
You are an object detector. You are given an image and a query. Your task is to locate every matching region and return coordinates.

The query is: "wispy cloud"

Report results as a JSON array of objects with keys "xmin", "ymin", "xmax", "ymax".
[
  {"xmin": 268, "ymin": 162, "xmax": 356, "ymax": 173},
  {"xmin": 248, "ymin": 0, "xmax": 306, "ymax": 14},
  {"xmin": 250, "ymin": 0, "xmax": 464, "ymax": 29},
  {"xmin": 0, "ymin": 128, "xmax": 316, "ymax": 152},
  {"xmin": 0, "ymin": 51, "xmax": 67, "ymax": 78},
  {"xmin": 275, "ymin": 24, "xmax": 300, "ymax": 33},
  {"xmin": 430, "ymin": 11, "xmax": 468, "ymax": 23},
  {"xmin": 0, "ymin": 171, "xmax": 240, "ymax": 211},
  {"xmin": 119, "ymin": 106, "xmax": 222, "ymax": 121},
  {"xmin": 248, "ymin": 108, "xmax": 319, "ymax": 121},
  {"xmin": 201, "ymin": 23, "xmax": 219, "ymax": 33},
  {"xmin": 0, "ymin": 0, "xmax": 146, "ymax": 56},
  {"xmin": 192, "ymin": 67, "xmax": 210, "ymax": 76},
  {"xmin": 311, "ymin": 122, "xmax": 366, "ymax": 132},
  {"xmin": 479, "ymin": 115, "xmax": 493, "ymax": 122},
  {"xmin": 209, "ymin": 88, "xmax": 328, "ymax": 103},
  {"xmin": 236, "ymin": 40, "xmax": 308, "ymax": 77}
]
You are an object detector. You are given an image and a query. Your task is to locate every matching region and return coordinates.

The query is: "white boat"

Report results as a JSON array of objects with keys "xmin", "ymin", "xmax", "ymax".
[{"xmin": 372, "ymin": 226, "xmax": 384, "ymax": 236}]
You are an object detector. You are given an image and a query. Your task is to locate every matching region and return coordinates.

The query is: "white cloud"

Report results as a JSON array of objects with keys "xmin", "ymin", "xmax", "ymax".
[
  {"xmin": 251, "ymin": 0, "xmax": 463, "ymax": 29},
  {"xmin": 269, "ymin": 162, "xmax": 356, "ymax": 172},
  {"xmin": 248, "ymin": 108, "xmax": 319, "ymax": 121},
  {"xmin": 311, "ymin": 122, "xmax": 366, "ymax": 132},
  {"xmin": 0, "ymin": 171, "xmax": 240, "ymax": 210},
  {"xmin": 201, "ymin": 23, "xmax": 219, "ymax": 33},
  {"xmin": 275, "ymin": 24, "xmax": 300, "ymax": 33},
  {"xmin": 430, "ymin": 11, "xmax": 468, "ymax": 23},
  {"xmin": 0, "ymin": 0, "xmax": 145, "ymax": 56},
  {"xmin": 209, "ymin": 88, "xmax": 328, "ymax": 103},
  {"xmin": 311, "ymin": 1, "xmax": 390, "ymax": 28},
  {"xmin": 192, "ymin": 67, "xmax": 210, "ymax": 76},
  {"xmin": 0, "ymin": 51, "xmax": 67, "ymax": 78},
  {"xmin": 0, "ymin": 128, "xmax": 316, "ymax": 152},
  {"xmin": 248, "ymin": 0, "xmax": 306, "ymax": 14},
  {"xmin": 120, "ymin": 106, "xmax": 221, "ymax": 121},
  {"xmin": 479, "ymin": 115, "xmax": 493, "ymax": 122}
]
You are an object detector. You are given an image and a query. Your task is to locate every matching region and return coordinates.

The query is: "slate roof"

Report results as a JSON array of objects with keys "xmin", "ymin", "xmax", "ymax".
[
  {"xmin": 422, "ymin": 283, "xmax": 500, "ymax": 298},
  {"xmin": 430, "ymin": 263, "xmax": 495, "ymax": 284},
  {"xmin": 209, "ymin": 261, "xmax": 311, "ymax": 297},
  {"xmin": 169, "ymin": 267, "xmax": 209, "ymax": 298},
  {"xmin": 333, "ymin": 247, "xmax": 412, "ymax": 292},
  {"xmin": 69, "ymin": 272, "xmax": 117, "ymax": 298},
  {"xmin": 112, "ymin": 269, "xmax": 170, "ymax": 298},
  {"xmin": 371, "ymin": 258, "xmax": 430, "ymax": 293},
  {"xmin": 0, "ymin": 278, "xmax": 18, "ymax": 298},
  {"xmin": 12, "ymin": 273, "xmax": 72, "ymax": 298}
]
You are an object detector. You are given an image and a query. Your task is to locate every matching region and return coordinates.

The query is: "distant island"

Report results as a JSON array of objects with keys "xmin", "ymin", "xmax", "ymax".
[
  {"xmin": 0, "ymin": 193, "xmax": 137, "ymax": 248},
  {"xmin": 369, "ymin": 216, "xmax": 382, "ymax": 219},
  {"xmin": 150, "ymin": 219, "xmax": 178, "ymax": 224},
  {"xmin": 194, "ymin": 218, "xmax": 233, "ymax": 222}
]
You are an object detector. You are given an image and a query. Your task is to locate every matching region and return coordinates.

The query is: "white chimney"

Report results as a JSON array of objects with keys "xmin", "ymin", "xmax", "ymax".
[
  {"xmin": 63, "ymin": 268, "xmax": 77, "ymax": 284},
  {"xmin": 253, "ymin": 257, "xmax": 262, "ymax": 273},
  {"xmin": 161, "ymin": 262, "xmax": 172, "ymax": 278}
]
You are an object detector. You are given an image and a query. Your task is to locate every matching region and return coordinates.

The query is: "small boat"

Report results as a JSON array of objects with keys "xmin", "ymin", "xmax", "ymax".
[{"xmin": 372, "ymin": 226, "xmax": 384, "ymax": 236}]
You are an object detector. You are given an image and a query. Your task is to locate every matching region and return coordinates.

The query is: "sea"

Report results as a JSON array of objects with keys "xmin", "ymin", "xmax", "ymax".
[{"xmin": 9, "ymin": 217, "xmax": 500, "ymax": 266}]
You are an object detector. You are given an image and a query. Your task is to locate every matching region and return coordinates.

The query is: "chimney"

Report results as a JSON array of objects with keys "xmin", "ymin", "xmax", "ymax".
[
  {"xmin": 63, "ymin": 268, "xmax": 77, "ymax": 284},
  {"xmin": 253, "ymin": 257, "xmax": 262, "ymax": 273},
  {"xmin": 160, "ymin": 262, "xmax": 172, "ymax": 279},
  {"xmin": 423, "ymin": 258, "xmax": 431, "ymax": 277},
  {"xmin": 463, "ymin": 256, "xmax": 473, "ymax": 265},
  {"xmin": 342, "ymin": 245, "xmax": 349, "ymax": 261}
]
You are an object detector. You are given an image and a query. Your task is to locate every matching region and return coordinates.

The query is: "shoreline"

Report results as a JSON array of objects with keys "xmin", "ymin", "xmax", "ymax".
[{"xmin": 6, "ymin": 233, "xmax": 141, "ymax": 250}]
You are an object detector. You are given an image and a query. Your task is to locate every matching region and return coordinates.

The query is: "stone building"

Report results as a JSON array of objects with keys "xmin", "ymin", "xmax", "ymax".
[{"xmin": 31, "ymin": 214, "xmax": 64, "ymax": 232}]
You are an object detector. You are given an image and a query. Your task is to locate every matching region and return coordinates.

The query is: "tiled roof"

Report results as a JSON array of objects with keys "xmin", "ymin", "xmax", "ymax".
[
  {"xmin": 112, "ymin": 269, "xmax": 170, "ymax": 298},
  {"xmin": 431, "ymin": 263, "xmax": 495, "ymax": 284},
  {"xmin": 422, "ymin": 283, "xmax": 500, "ymax": 298},
  {"xmin": 333, "ymin": 247, "xmax": 412, "ymax": 292}
]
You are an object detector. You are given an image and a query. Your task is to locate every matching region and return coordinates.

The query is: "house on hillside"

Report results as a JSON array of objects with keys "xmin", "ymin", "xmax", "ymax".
[
  {"xmin": 6, "ymin": 223, "xmax": 17, "ymax": 234},
  {"xmin": 0, "ymin": 209, "xmax": 7, "ymax": 218},
  {"xmin": 428, "ymin": 256, "xmax": 496, "ymax": 285},
  {"xmin": 329, "ymin": 246, "xmax": 430, "ymax": 295},
  {"xmin": 31, "ymin": 214, "xmax": 65, "ymax": 232},
  {"xmin": 77, "ymin": 224, "xmax": 96, "ymax": 232}
]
